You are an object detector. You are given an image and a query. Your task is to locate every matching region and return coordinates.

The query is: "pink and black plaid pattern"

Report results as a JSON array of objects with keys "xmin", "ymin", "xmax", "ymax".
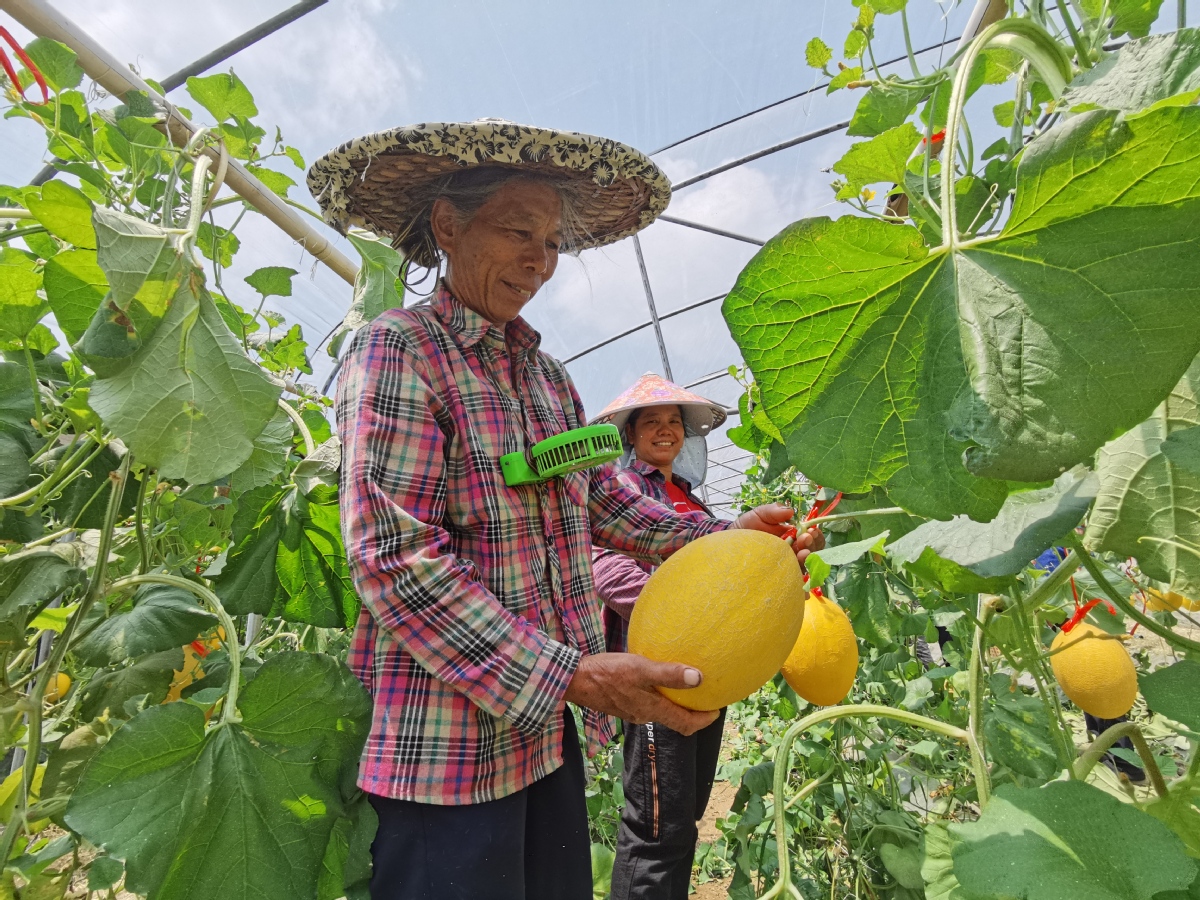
[{"xmin": 337, "ymin": 284, "xmax": 728, "ymax": 804}]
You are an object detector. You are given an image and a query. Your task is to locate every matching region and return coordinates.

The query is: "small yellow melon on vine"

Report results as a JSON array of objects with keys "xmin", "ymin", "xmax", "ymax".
[
  {"xmin": 1049, "ymin": 622, "xmax": 1137, "ymax": 719},
  {"xmin": 781, "ymin": 587, "xmax": 858, "ymax": 706},
  {"xmin": 628, "ymin": 529, "xmax": 807, "ymax": 711},
  {"xmin": 1143, "ymin": 587, "xmax": 1184, "ymax": 612},
  {"xmin": 44, "ymin": 672, "xmax": 71, "ymax": 703}
]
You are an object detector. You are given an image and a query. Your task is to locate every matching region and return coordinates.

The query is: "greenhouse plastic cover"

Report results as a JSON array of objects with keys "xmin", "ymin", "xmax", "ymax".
[{"xmin": 0, "ymin": 0, "xmax": 1021, "ymax": 512}]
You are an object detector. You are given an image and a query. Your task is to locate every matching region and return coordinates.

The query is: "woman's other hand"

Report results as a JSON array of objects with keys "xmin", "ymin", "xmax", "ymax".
[{"xmin": 734, "ymin": 503, "xmax": 826, "ymax": 565}]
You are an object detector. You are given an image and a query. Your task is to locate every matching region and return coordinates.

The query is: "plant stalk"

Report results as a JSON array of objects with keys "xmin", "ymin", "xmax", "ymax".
[
  {"xmin": 967, "ymin": 597, "xmax": 994, "ymax": 806},
  {"xmin": 277, "ymin": 398, "xmax": 315, "ymax": 456},
  {"xmin": 1073, "ymin": 721, "xmax": 1169, "ymax": 798}
]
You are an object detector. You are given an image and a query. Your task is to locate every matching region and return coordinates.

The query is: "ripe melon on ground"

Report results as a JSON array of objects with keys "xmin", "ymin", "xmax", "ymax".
[
  {"xmin": 781, "ymin": 590, "xmax": 858, "ymax": 706},
  {"xmin": 1049, "ymin": 623, "xmax": 1137, "ymax": 719},
  {"xmin": 628, "ymin": 529, "xmax": 807, "ymax": 711}
]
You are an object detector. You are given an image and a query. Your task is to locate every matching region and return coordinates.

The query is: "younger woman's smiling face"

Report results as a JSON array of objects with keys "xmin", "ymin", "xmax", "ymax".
[{"xmin": 628, "ymin": 404, "xmax": 686, "ymax": 471}]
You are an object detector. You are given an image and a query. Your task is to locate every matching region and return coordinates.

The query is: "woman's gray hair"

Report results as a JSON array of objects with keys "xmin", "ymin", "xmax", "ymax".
[{"xmin": 393, "ymin": 166, "xmax": 591, "ymax": 270}]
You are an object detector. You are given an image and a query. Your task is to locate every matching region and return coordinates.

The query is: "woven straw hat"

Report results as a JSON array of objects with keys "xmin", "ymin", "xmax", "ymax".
[
  {"xmin": 307, "ymin": 118, "xmax": 671, "ymax": 257},
  {"xmin": 590, "ymin": 373, "xmax": 728, "ymax": 436}
]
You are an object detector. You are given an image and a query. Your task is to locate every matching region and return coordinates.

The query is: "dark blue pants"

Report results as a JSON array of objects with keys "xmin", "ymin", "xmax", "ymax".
[
  {"xmin": 367, "ymin": 712, "xmax": 592, "ymax": 900},
  {"xmin": 610, "ymin": 710, "xmax": 727, "ymax": 900}
]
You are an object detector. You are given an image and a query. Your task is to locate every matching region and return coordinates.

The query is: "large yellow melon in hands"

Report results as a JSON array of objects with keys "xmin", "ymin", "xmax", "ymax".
[
  {"xmin": 627, "ymin": 529, "xmax": 807, "ymax": 711},
  {"xmin": 781, "ymin": 590, "xmax": 859, "ymax": 706},
  {"xmin": 1049, "ymin": 623, "xmax": 1137, "ymax": 719}
]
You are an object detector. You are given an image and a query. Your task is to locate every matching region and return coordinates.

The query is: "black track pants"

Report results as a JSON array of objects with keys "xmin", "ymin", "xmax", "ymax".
[
  {"xmin": 367, "ymin": 712, "xmax": 592, "ymax": 900},
  {"xmin": 610, "ymin": 710, "xmax": 727, "ymax": 900}
]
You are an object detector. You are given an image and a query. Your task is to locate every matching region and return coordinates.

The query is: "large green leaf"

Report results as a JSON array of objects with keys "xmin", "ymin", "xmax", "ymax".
[
  {"xmin": 920, "ymin": 822, "xmax": 967, "ymax": 900},
  {"xmin": 887, "ymin": 468, "xmax": 1096, "ymax": 589},
  {"xmin": 88, "ymin": 256, "xmax": 281, "ymax": 485},
  {"xmin": 1139, "ymin": 660, "xmax": 1200, "ymax": 732},
  {"xmin": 73, "ymin": 585, "xmax": 216, "ymax": 667},
  {"xmin": 42, "ymin": 249, "xmax": 109, "ymax": 344},
  {"xmin": 345, "ymin": 234, "xmax": 404, "ymax": 328},
  {"xmin": 832, "ymin": 124, "xmax": 922, "ymax": 198},
  {"xmin": 1145, "ymin": 788, "xmax": 1200, "ymax": 860},
  {"xmin": 950, "ymin": 781, "xmax": 1197, "ymax": 900},
  {"xmin": 723, "ymin": 105, "xmax": 1200, "ymax": 519},
  {"xmin": 65, "ymin": 652, "xmax": 372, "ymax": 900},
  {"xmin": 0, "ymin": 431, "xmax": 29, "ymax": 499},
  {"xmin": 76, "ymin": 207, "xmax": 185, "ymax": 372},
  {"xmin": 228, "ymin": 407, "xmax": 292, "ymax": 495},
  {"xmin": 25, "ymin": 182, "xmax": 96, "ymax": 249},
  {"xmin": 47, "ymin": 444, "xmax": 137, "ymax": 530},
  {"xmin": 1085, "ymin": 356, "xmax": 1200, "ymax": 598},
  {"xmin": 1162, "ymin": 425, "xmax": 1200, "ymax": 475},
  {"xmin": 837, "ymin": 557, "xmax": 898, "ymax": 648},
  {"xmin": 275, "ymin": 493, "xmax": 357, "ymax": 629},
  {"xmin": 1062, "ymin": 28, "xmax": 1200, "ymax": 113},
  {"xmin": 22, "ymin": 38, "xmax": 83, "ymax": 93},
  {"xmin": 185, "ymin": 72, "xmax": 258, "ymax": 123},
  {"xmin": 982, "ymin": 674, "xmax": 1060, "ymax": 780},
  {"xmin": 214, "ymin": 493, "xmax": 285, "ymax": 616},
  {"xmin": 0, "ymin": 249, "xmax": 47, "ymax": 343}
]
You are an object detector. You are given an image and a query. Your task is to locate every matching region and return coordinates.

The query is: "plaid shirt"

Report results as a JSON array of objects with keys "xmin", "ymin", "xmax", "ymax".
[
  {"xmin": 337, "ymin": 284, "xmax": 728, "ymax": 804},
  {"xmin": 592, "ymin": 460, "xmax": 717, "ymax": 653}
]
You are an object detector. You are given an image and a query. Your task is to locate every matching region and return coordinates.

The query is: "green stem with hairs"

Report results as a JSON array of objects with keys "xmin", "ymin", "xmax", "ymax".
[
  {"xmin": 1056, "ymin": 0, "xmax": 1093, "ymax": 67},
  {"xmin": 107, "ymin": 573, "xmax": 241, "ymax": 724},
  {"xmin": 21, "ymin": 349, "xmax": 45, "ymax": 435},
  {"xmin": 967, "ymin": 598, "xmax": 994, "ymax": 804},
  {"xmin": 0, "ymin": 456, "xmax": 130, "ymax": 866},
  {"xmin": 1073, "ymin": 721, "xmax": 1168, "ymax": 798},
  {"xmin": 804, "ymin": 507, "xmax": 907, "ymax": 530},
  {"xmin": 758, "ymin": 705, "xmax": 969, "ymax": 899},
  {"xmin": 1065, "ymin": 534, "xmax": 1200, "ymax": 654},
  {"xmin": 277, "ymin": 399, "xmax": 315, "ymax": 456}
]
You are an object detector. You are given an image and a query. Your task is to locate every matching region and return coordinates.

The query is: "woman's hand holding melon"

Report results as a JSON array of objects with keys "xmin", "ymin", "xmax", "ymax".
[
  {"xmin": 564, "ymin": 653, "xmax": 720, "ymax": 736},
  {"xmin": 734, "ymin": 503, "xmax": 825, "ymax": 565}
]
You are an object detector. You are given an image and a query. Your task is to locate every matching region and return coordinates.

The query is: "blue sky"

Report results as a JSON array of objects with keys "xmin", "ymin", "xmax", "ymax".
[{"xmin": 2, "ymin": 0, "xmax": 1077, "ymax": 507}]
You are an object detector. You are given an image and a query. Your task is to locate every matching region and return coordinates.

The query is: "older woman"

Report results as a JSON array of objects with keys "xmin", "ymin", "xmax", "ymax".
[{"xmin": 308, "ymin": 120, "xmax": 821, "ymax": 900}]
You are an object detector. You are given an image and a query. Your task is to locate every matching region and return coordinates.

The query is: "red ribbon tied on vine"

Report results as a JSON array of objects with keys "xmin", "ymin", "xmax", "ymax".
[{"xmin": 0, "ymin": 28, "xmax": 50, "ymax": 106}]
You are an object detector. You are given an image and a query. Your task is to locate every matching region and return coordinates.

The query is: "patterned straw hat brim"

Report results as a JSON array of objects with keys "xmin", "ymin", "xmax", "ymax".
[
  {"xmin": 589, "ymin": 372, "xmax": 728, "ymax": 437},
  {"xmin": 306, "ymin": 119, "xmax": 672, "ymax": 251}
]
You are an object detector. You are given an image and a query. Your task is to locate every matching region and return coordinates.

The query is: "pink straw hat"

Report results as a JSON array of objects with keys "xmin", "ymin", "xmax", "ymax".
[{"xmin": 589, "ymin": 373, "xmax": 727, "ymax": 436}]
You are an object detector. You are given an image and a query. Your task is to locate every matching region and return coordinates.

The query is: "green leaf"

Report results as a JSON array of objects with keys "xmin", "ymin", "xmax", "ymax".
[
  {"xmin": 921, "ymin": 823, "xmax": 967, "ymax": 900},
  {"xmin": 827, "ymin": 66, "xmax": 864, "ymax": 93},
  {"xmin": 950, "ymin": 782, "xmax": 1197, "ymax": 900},
  {"xmin": 259, "ymin": 323, "xmax": 312, "ymax": 375},
  {"xmin": 42, "ymin": 248, "xmax": 108, "ymax": 344},
  {"xmin": 78, "ymin": 648, "xmax": 183, "ymax": 721},
  {"xmin": 229, "ymin": 408, "xmax": 292, "ymax": 495},
  {"xmin": 1085, "ymin": 356, "xmax": 1200, "ymax": 598},
  {"xmin": 0, "ymin": 249, "xmax": 47, "ymax": 341},
  {"xmin": 284, "ymin": 146, "xmax": 306, "ymax": 170},
  {"xmin": 838, "ymin": 558, "xmax": 897, "ymax": 648},
  {"xmin": 848, "ymin": 83, "xmax": 926, "ymax": 137},
  {"xmin": 1062, "ymin": 28, "xmax": 1200, "ymax": 114},
  {"xmin": 87, "ymin": 856, "xmax": 123, "ymax": 893},
  {"xmin": 844, "ymin": 29, "xmax": 868, "ymax": 59},
  {"xmin": 185, "ymin": 71, "xmax": 258, "ymax": 123},
  {"xmin": 0, "ymin": 431, "xmax": 30, "ymax": 499},
  {"xmin": 318, "ymin": 795, "xmax": 376, "ymax": 900},
  {"xmin": 65, "ymin": 652, "xmax": 372, "ymax": 900},
  {"xmin": 25, "ymin": 182, "xmax": 95, "ymax": 249},
  {"xmin": 724, "ymin": 105, "xmax": 1200, "ymax": 518},
  {"xmin": 880, "ymin": 843, "xmax": 924, "ymax": 890},
  {"xmin": 275, "ymin": 495, "xmax": 357, "ymax": 628},
  {"xmin": 983, "ymin": 674, "xmax": 1060, "ymax": 780},
  {"xmin": 195, "ymin": 222, "xmax": 240, "ymax": 268},
  {"xmin": 1108, "ymin": 0, "xmax": 1168, "ymax": 38},
  {"xmin": 73, "ymin": 584, "xmax": 216, "ymax": 667},
  {"xmin": 220, "ymin": 116, "xmax": 267, "ymax": 160},
  {"xmin": 22, "ymin": 38, "xmax": 82, "ymax": 93},
  {"xmin": 1144, "ymin": 789, "xmax": 1200, "ymax": 859},
  {"xmin": 244, "ymin": 266, "xmax": 296, "ymax": 299},
  {"xmin": 88, "ymin": 256, "xmax": 282, "ymax": 484},
  {"xmin": 1139, "ymin": 660, "xmax": 1200, "ymax": 731},
  {"xmin": 47, "ymin": 444, "xmax": 137, "ymax": 530},
  {"xmin": 76, "ymin": 207, "xmax": 185, "ymax": 373},
  {"xmin": 246, "ymin": 165, "xmax": 296, "ymax": 199},
  {"xmin": 214, "ymin": 495, "xmax": 284, "ymax": 615},
  {"xmin": 832, "ymin": 123, "xmax": 921, "ymax": 197},
  {"xmin": 805, "ymin": 37, "xmax": 833, "ymax": 69},
  {"xmin": 806, "ymin": 532, "xmax": 888, "ymax": 587},
  {"xmin": 888, "ymin": 469, "xmax": 1096, "ymax": 590},
  {"xmin": 43, "ymin": 723, "xmax": 106, "ymax": 807},
  {"xmin": 0, "ymin": 552, "xmax": 86, "ymax": 620},
  {"xmin": 345, "ymin": 233, "xmax": 404, "ymax": 327},
  {"xmin": 1162, "ymin": 425, "xmax": 1200, "ymax": 474}
]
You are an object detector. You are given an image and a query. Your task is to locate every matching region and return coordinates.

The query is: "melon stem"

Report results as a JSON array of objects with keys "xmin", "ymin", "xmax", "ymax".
[{"xmin": 1073, "ymin": 721, "xmax": 1168, "ymax": 799}]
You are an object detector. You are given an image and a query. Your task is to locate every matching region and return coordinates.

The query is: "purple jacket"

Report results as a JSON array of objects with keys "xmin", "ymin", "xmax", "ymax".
[{"xmin": 591, "ymin": 458, "xmax": 723, "ymax": 652}]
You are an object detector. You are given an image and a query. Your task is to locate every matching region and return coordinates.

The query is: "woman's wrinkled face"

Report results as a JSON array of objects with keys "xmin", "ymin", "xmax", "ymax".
[
  {"xmin": 629, "ymin": 405, "xmax": 686, "ymax": 470},
  {"xmin": 431, "ymin": 179, "xmax": 563, "ymax": 325}
]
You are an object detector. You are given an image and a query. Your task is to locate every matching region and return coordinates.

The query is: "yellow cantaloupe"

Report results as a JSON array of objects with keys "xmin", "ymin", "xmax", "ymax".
[
  {"xmin": 1049, "ymin": 623, "xmax": 1137, "ymax": 719},
  {"xmin": 627, "ymin": 529, "xmax": 807, "ymax": 711},
  {"xmin": 781, "ymin": 590, "xmax": 858, "ymax": 706},
  {"xmin": 1143, "ymin": 587, "xmax": 1183, "ymax": 612},
  {"xmin": 44, "ymin": 672, "xmax": 71, "ymax": 704}
]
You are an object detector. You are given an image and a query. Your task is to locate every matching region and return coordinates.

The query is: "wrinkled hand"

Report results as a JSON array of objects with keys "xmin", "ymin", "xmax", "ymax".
[
  {"xmin": 564, "ymin": 653, "xmax": 719, "ymax": 736},
  {"xmin": 734, "ymin": 502, "xmax": 826, "ymax": 566}
]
